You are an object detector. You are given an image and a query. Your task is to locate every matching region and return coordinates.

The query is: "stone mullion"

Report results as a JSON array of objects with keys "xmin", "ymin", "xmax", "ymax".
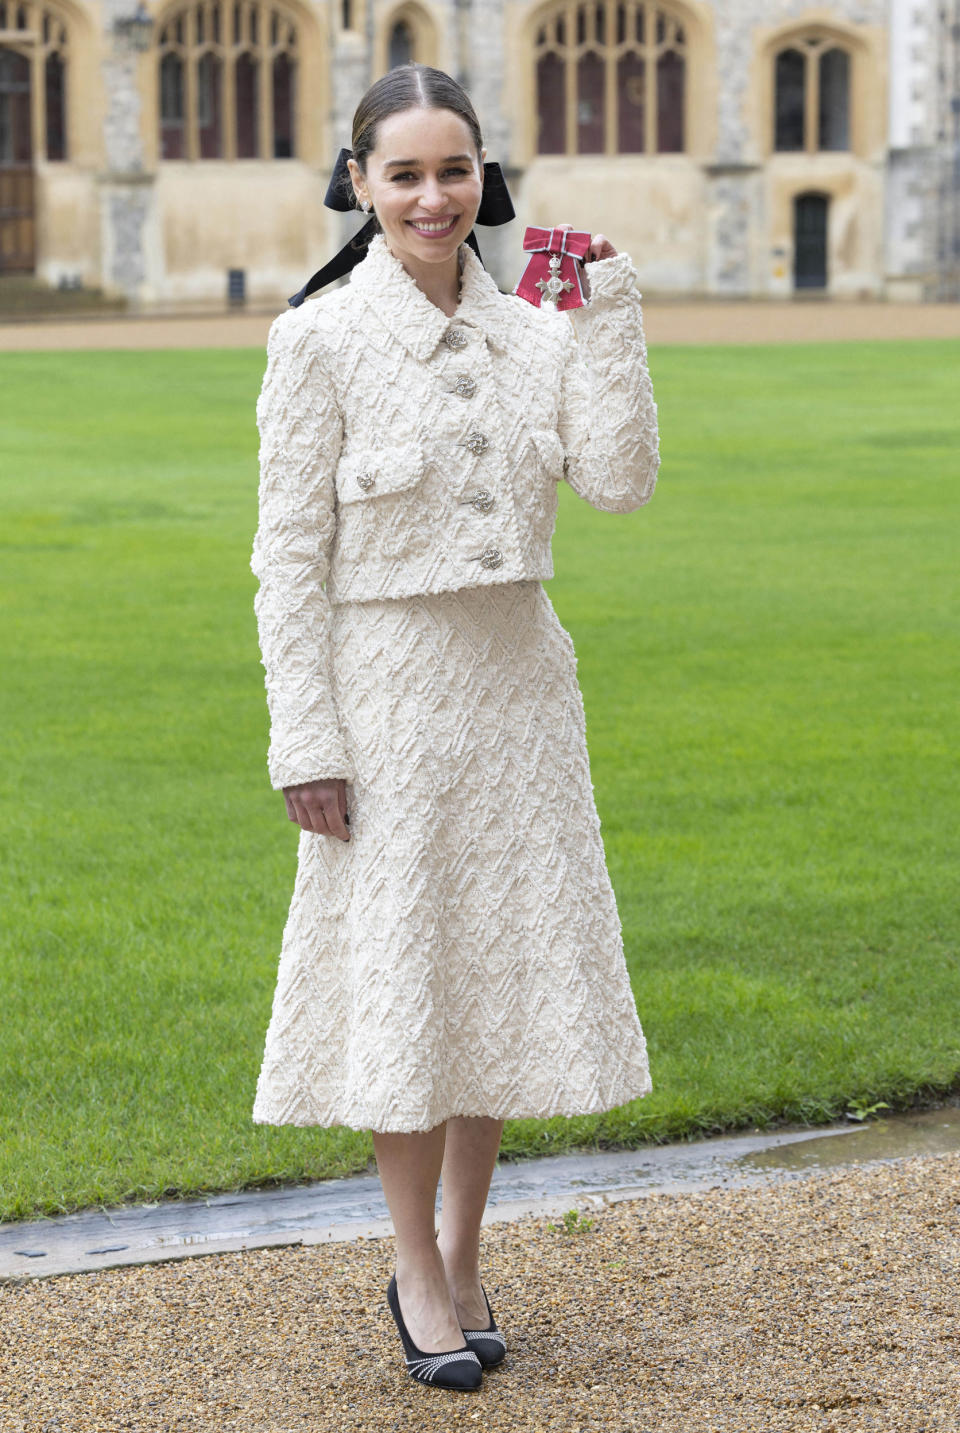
[
  {"xmin": 184, "ymin": 6, "xmax": 198, "ymax": 160},
  {"xmin": 29, "ymin": 34, "xmax": 44, "ymax": 165},
  {"xmin": 564, "ymin": 1, "xmax": 576, "ymax": 154},
  {"xmin": 222, "ymin": 38, "xmax": 236, "ymax": 158},
  {"xmin": 805, "ymin": 46, "xmax": 818, "ymax": 154}
]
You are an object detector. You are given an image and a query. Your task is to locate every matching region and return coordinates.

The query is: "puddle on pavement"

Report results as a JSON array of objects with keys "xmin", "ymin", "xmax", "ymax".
[{"xmin": 738, "ymin": 1103, "xmax": 960, "ymax": 1175}]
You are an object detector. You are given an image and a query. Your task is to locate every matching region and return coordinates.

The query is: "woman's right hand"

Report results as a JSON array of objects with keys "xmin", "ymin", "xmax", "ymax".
[{"xmin": 283, "ymin": 778, "xmax": 350, "ymax": 840}]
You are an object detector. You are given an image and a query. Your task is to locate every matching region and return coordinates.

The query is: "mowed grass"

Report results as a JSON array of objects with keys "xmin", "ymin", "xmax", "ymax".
[{"xmin": 0, "ymin": 339, "xmax": 957, "ymax": 1221}]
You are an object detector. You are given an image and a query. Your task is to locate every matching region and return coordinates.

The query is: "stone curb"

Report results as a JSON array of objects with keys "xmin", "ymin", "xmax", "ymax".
[{"xmin": 8, "ymin": 1110, "xmax": 960, "ymax": 1285}]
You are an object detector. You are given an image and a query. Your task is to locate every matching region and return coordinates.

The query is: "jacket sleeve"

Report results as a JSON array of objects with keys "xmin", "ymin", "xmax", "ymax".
[
  {"xmin": 556, "ymin": 249, "xmax": 660, "ymax": 513},
  {"xmin": 250, "ymin": 310, "xmax": 354, "ymax": 789}
]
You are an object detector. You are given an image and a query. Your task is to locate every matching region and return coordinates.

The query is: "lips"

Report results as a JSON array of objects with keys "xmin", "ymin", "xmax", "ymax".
[{"xmin": 406, "ymin": 216, "xmax": 461, "ymax": 236}]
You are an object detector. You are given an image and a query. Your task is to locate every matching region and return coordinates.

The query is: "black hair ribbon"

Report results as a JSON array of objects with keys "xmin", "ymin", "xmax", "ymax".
[{"xmin": 287, "ymin": 148, "xmax": 516, "ymax": 308}]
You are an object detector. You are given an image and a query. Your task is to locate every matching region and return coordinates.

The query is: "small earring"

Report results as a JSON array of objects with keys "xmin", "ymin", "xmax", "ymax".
[{"xmin": 360, "ymin": 198, "xmax": 371, "ymax": 213}]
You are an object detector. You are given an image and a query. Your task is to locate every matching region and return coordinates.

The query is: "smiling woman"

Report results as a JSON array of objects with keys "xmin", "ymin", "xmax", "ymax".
[
  {"xmin": 346, "ymin": 111, "xmax": 484, "ymax": 309},
  {"xmin": 248, "ymin": 62, "xmax": 660, "ymax": 1393},
  {"xmin": 345, "ymin": 70, "xmax": 487, "ymax": 314}
]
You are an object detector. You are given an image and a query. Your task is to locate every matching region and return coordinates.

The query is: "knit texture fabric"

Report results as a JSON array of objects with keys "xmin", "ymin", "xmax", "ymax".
[
  {"xmin": 251, "ymin": 235, "xmax": 659, "ymax": 789},
  {"xmin": 251, "ymin": 580, "xmax": 652, "ymax": 1131},
  {"xmin": 250, "ymin": 237, "xmax": 658, "ymax": 1130}
]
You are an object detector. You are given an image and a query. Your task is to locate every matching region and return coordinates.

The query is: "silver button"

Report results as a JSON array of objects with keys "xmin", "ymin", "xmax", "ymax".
[
  {"xmin": 355, "ymin": 471, "xmax": 375, "ymax": 490},
  {"xmin": 461, "ymin": 431, "xmax": 489, "ymax": 456},
  {"xmin": 470, "ymin": 546, "xmax": 503, "ymax": 570},
  {"xmin": 445, "ymin": 328, "xmax": 469, "ymax": 350},
  {"xmin": 459, "ymin": 488, "xmax": 495, "ymax": 512},
  {"xmin": 454, "ymin": 373, "xmax": 476, "ymax": 399}
]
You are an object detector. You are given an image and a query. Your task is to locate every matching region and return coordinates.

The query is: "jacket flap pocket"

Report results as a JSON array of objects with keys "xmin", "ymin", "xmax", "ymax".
[
  {"xmin": 336, "ymin": 441, "xmax": 425, "ymax": 505},
  {"xmin": 530, "ymin": 428, "xmax": 565, "ymax": 480}
]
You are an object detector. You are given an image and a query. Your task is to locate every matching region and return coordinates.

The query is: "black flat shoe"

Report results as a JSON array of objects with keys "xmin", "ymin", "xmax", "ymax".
[
  {"xmin": 386, "ymin": 1274, "xmax": 483, "ymax": 1390},
  {"xmin": 460, "ymin": 1285, "xmax": 506, "ymax": 1368}
]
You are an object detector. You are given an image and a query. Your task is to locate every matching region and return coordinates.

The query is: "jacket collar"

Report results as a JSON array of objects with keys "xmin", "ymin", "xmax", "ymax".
[{"xmin": 349, "ymin": 233, "xmax": 511, "ymax": 361}]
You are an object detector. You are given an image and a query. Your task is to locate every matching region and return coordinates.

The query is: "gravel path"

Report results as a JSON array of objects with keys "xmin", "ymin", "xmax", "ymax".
[
  {"xmin": 2, "ymin": 1152, "xmax": 958, "ymax": 1432},
  {"xmin": 1, "ymin": 302, "xmax": 959, "ymax": 351}
]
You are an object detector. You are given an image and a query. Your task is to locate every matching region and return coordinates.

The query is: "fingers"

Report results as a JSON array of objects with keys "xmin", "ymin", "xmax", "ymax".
[
  {"xmin": 320, "ymin": 784, "xmax": 350, "ymax": 841},
  {"xmin": 282, "ymin": 779, "xmax": 351, "ymax": 841},
  {"xmin": 589, "ymin": 233, "xmax": 618, "ymax": 262},
  {"xmin": 288, "ymin": 791, "xmax": 326, "ymax": 834}
]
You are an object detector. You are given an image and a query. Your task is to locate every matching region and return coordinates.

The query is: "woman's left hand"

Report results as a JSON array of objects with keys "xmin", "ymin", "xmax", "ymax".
[{"xmin": 587, "ymin": 233, "xmax": 617, "ymax": 262}]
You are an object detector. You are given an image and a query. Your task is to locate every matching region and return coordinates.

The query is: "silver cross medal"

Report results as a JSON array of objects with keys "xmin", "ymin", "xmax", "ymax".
[{"xmin": 536, "ymin": 254, "xmax": 573, "ymax": 309}]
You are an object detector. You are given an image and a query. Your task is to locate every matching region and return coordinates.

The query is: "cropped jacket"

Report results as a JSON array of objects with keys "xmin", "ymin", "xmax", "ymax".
[{"xmin": 251, "ymin": 232, "xmax": 660, "ymax": 789}]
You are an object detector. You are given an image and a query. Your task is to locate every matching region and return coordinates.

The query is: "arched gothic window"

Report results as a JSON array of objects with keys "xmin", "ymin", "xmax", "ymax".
[
  {"xmin": 0, "ymin": 1, "xmax": 69, "ymax": 162},
  {"xmin": 381, "ymin": 4, "xmax": 435, "ymax": 69},
  {"xmin": 157, "ymin": 0, "xmax": 298, "ymax": 161},
  {"xmin": 388, "ymin": 19, "xmax": 413, "ymax": 68},
  {"xmin": 774, "ymin": 35, "xmax": 850, "ymax": 153},
  {"xmin": 534, "ymin": 2, "xmax": 686, "ymax": 156}
]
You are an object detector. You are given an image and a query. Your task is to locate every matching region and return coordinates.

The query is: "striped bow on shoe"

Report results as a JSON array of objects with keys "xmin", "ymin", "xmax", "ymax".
[
  {"xmin": 405, "ymin": 1348, "xmax": 486, "ymax": 1384},
  {"xmin": 461, "ymin": 1284, "xmax": 507, "ymax": 1368},
  {"xmin": 386, "ymin": 1275, "xmax": 483, "ymax": 1391}
]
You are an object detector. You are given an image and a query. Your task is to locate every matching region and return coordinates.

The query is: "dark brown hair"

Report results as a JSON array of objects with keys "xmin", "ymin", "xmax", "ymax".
[{"xmin": 351, "ymin": 64, "xmax": 484, "ymax": 176}]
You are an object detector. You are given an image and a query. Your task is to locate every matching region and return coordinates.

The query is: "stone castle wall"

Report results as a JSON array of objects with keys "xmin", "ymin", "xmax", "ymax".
[{"xmin": 16, "ymin": 0, "xmax": 953, "ymax": 305}]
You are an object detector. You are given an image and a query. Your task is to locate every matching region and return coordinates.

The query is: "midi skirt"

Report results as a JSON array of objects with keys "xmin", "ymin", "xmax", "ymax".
[{"xmin": 252, "ymin": 578, "xmax": 651, "ymax": 1133}]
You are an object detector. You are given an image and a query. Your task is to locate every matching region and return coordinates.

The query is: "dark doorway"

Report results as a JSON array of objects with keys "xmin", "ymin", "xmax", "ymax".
[
  {"xmin": 0, "ymin": 47, "xmax": 35, "ymax": 273},
  {"xmin": 389, "ymin": 21, "xmax": 413, "ymax": 69},
  {"xmin": 794, "ymin": 192, "xmax": 828, "ymax": 290}
]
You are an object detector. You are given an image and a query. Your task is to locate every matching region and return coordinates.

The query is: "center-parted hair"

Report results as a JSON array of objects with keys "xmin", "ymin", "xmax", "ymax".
[
  {"xmin": 351, "ymin": 64, "xmax": 484, "ymax": 175},
  {"xmin": 290, "ymin": 65, "xmax": 509, "ymax": 305}
]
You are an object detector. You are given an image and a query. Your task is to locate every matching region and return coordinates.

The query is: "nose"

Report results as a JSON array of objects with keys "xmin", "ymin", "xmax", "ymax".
[{"xmin": 418, "ymin": 175, "xmax": 447, "ymax": 212}]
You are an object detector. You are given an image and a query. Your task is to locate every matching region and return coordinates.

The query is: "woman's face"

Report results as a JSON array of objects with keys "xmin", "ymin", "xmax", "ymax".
[{"xmin": 349, "ymin": 106, "xmax": 485, "ymax": 274}]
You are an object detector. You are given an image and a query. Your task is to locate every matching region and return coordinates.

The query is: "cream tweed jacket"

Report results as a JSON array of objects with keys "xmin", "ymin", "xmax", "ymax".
[{"xmin": 252, "ymin": 232, "xmax": 660, "ymax": 789}]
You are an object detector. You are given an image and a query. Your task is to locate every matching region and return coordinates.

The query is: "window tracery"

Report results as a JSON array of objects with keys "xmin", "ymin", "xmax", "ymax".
[
  {"xmin": 380, "ymin": 3, "xmax": 435, "ymax": 69},
  {"xmin": 534, "ymin": 1, "xmax": 687, "ymax": 156},
  {"xmin": 0, "ymin": 0, "xmax": 68, "ymax": 161},
  {"xmin": 388, "ymin": 19, "xmax": 413, "ymax": 68},
  {"xmin": 157, "ymin": 0, "xmax": 298, "ymax": 160},
  {"xmin": 774, "ymin": 34, "xmax": 851, "ymax": 153}
]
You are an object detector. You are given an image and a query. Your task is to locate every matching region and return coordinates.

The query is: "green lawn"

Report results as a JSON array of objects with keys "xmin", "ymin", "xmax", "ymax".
[{"xmin": 1, "ymin": 340, "xmax": 957, "ymax": 1222}]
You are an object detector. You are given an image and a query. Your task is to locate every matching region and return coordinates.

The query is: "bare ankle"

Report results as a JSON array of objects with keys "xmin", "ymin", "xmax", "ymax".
[
  {"xmin": 437, "ymin": 1244, "xmax": 481, "ymax": 1284},
  {"xmin": 396, "ymin": 1245, "xmax": 447, "ymax": 1284}
]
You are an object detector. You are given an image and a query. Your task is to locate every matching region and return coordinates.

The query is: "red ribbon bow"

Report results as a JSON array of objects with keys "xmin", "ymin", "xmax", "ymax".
[{"xmin": 514, "ymin": 224, "xmax": 592, "ymax": 311}]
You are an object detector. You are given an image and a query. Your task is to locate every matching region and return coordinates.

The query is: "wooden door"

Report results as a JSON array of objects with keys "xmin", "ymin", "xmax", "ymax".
[
  {"xmin": 0, "ymin": 47, "xmax": 36, "ymax": 273},
  {"xmin": 794, "ymin": 192, "xmax": 828, "ymax": 291}
]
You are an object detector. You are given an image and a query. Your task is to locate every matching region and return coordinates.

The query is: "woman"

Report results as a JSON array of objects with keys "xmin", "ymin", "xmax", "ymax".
[{"xmin": 250, "ymin": 64, "xmax": 659, "ymax": 1392}]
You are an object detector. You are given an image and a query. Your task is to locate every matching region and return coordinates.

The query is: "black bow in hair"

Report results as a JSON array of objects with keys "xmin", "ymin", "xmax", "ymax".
[{"xmin": 287, "ymin": 147, "xmax": 516, "ymax": 307}]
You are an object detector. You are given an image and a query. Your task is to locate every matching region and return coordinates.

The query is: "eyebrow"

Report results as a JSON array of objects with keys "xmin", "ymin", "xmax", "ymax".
[{"xmin": 381, "ymin": 154, "xmax": 473, "ymax": 169}]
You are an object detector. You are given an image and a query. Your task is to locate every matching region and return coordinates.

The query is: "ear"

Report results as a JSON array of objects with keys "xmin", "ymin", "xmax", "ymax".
[{"xmin": 346, "ymin": 155, "xmax": 366, "ymax": 205}]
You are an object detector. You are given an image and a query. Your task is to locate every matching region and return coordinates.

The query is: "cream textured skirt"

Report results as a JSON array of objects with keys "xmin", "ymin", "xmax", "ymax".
[{"xmin": 252, "ymin": 578, "xmax": 651, "ymax": 1132}]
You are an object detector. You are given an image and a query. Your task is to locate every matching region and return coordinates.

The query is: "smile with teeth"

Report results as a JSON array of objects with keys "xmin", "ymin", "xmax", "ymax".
[{"xmin": 408, "ymin": 217, "xmax": 460, "ymax": 234}]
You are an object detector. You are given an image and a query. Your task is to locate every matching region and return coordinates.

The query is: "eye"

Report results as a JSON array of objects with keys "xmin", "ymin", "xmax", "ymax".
[{"xmin": 389, "ymin": 167, "xmax": 471, "ymax": 182}]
